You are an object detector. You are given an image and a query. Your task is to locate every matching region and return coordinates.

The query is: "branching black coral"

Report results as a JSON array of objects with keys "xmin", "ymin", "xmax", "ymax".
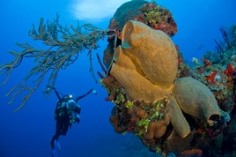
[{"xmin": 0, "ymin": 14, "xmax": 107, "ymax": 111}]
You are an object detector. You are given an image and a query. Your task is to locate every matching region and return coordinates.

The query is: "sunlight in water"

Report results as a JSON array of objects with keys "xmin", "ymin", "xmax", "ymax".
[{"xmin": 71, "ymin": 0, "xmax": 131, "ymax": 21}]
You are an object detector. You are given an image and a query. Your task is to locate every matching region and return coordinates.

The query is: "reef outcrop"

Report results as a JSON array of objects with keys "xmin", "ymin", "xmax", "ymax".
[
  {"xmin": 102, "ymin": 19, "xmax": 230, "ymax": 155},
  {"xmin": 104, "ymin": 0, "xmax": 177, "ymax": 69}
]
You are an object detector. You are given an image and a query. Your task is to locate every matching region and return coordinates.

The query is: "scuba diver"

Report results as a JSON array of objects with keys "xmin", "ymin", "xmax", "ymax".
[{"xmin": 49, "ymin": 87, "xmax": 97, "ymax": 156}]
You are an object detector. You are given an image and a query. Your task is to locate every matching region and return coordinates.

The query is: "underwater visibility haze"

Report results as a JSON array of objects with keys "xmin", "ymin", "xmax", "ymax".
[{"xmin": 1, "ymin": 0, "xmax": 236, "ymax": 157}]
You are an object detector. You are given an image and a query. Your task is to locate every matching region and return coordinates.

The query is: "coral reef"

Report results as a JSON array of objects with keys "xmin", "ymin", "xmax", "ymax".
[
  {"xmin": 108, "ymin": 0, "xmax": 177, "ymax": 36},
  {"xmin": 103, "ymin": 0, "xmax": 177, "ymax": 69},
  {"xmin": 184, "ymin": 25, "xmax": 236, "ymax": 157},
  {"xmin": 102, "ymin": 20, "xmax": 233, "ymax": 156},
  {"xmin": 1, "ymin": 0, "xmax": 236, "ymax": 156},
  {"xmin": 139, "ymin": 3, "xmax": 177, "ymax": 36}
]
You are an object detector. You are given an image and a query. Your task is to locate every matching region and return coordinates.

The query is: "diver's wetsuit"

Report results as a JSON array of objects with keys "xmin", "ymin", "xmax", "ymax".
[
  {"xmin": 50, "ymin": 101, "xmax": 72, "ymax": 149},
  {"xmin": 50, "ymin": 88, "xmax": 94, "ymax": 150}
]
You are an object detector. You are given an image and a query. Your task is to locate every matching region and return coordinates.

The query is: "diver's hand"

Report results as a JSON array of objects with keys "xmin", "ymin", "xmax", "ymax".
[
  {"xmin": 91, "ymin": 89, "xmax": 97, "ymax": 95},
  {"xmin": 88, "ymin": 88, "xmax": 97, "ymax": 95},
  {"xmin": 44, "ymin": 86, "xmax": 56, "ymax": 94}
]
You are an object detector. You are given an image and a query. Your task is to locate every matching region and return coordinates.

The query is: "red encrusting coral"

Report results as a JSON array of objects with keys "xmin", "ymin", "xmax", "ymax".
[
  {"xmin": 206, "ymin": 71, "xmax": 217, "ymax": 84},
  {"xmin": 224, "ymin": 63, "xmax": 235, "ymax": 77}
]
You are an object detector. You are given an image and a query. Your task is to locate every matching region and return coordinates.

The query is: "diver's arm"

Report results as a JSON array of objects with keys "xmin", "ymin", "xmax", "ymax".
[
  {"xmin": 53, "ymin": 88, "xmax": 61, "ymax": 100},
  {"xmin": 75, "ymin": 89, "xmax": 94, "ymax": 102}
]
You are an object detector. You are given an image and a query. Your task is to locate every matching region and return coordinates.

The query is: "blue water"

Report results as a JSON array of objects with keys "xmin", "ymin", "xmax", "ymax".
[{"xmin": 0, "ymin": 0, "xmax": 236, "ymax": 157}]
